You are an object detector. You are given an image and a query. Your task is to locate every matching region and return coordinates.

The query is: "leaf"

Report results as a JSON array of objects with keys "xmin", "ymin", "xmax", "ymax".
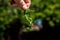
[{"xmin": 49, "ymin": 21, "xmax": 55, "ymax": 27}]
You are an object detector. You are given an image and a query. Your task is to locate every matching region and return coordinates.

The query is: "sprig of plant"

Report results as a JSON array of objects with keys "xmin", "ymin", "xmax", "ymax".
[{"xmin": 23, "ymin": 9, "xmax": 33, "ymax": 32}]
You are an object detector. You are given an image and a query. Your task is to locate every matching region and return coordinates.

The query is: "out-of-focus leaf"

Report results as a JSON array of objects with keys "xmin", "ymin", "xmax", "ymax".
[
  {"xmin": 49, "ymin": 21, "xmax": 55, "ymax": 27},
  {"xmin": 44, "ymin": 8, "xmax": 53, "ymax": 15}
]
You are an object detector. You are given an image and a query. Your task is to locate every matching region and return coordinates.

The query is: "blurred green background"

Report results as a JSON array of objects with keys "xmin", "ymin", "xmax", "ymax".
[{"xmin": 0, "ymin": 0, "xmax": 60, "ymax": 39}]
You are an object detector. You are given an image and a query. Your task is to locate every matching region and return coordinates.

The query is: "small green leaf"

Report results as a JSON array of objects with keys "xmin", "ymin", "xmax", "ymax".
[{"xmin": 49, "ymin": 21, "xmax": 55, "ymax": 27}]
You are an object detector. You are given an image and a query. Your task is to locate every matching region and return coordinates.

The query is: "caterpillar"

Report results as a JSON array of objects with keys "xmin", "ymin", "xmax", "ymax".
[{"xmin": 12, "ymin": 0, "xmax": 31, "ymax": 10}]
